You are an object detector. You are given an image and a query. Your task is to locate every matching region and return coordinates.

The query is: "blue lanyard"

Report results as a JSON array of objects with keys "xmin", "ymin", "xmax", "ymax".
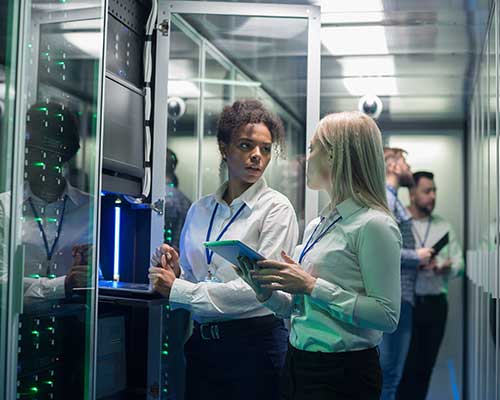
[
  {"xmin": 413, "ymin": 217, "xmax": 432, "ymax": 248},
  {"xmin": 386, "ymin": 185, "xmax": 397, "ymax": 197},
  {"xmin": 28, "ymin": 196, "xmax": 67, "ymax": 273},
  {"xmin": 299, "ymin": 213, "xmax": 342, "ymax": 264},
  {"xmin": 205, "ymin": 202, "xmax": 246, "ymax": 265}
]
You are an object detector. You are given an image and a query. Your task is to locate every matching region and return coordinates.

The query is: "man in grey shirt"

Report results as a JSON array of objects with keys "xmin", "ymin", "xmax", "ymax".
[
  {"xmin": 380, "ymin": 149, "xmax": 434, "ymax": 400},
  {"xmin": 397, "ymin": 171, "xmax": 464, "ymax": 400}
]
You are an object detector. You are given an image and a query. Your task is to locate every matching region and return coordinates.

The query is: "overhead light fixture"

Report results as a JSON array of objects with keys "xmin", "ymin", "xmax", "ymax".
[
  {"xmin": 343, "ymin": 77, "xmax": 398, "ymax": 96},
  {"xmin": 321, "ymin": 26, "xmax": 389, "ymax": 56},
  {"xmin": 340, "ymin": 56, "xmax": 395, "ymax": 77},
  {"xmin": 229, "ymin": 18, "xmax": 307, "ymax": 39},
  {"xmin": 318, "ymin": 0, "xmax": 384, "ymax": 13}
]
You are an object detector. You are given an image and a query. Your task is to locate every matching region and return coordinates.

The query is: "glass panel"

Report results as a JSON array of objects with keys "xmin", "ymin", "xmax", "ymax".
[
  {"xmin": 14, "ymin": 2, "xmax": 104, "ymax": 399},
  {"xmin": 173, "ymin": 14, "xmax": 308, "ymax": 232},
  {"xmin": 0, "ymin": 0, "xmax": 20, "ymax": 395},
  {"xmin": 167, "ymin": 17, "xmax": 200, "ymax": 204},
  {"xmin": 201, "ymin": 52, "xmax": 233, "ymax": 197}
]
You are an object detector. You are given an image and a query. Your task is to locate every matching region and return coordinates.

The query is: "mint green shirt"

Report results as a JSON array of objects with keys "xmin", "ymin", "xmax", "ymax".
[{"xmin": 264, "ymin": 198, "xmax": 402, "ymax": 352}]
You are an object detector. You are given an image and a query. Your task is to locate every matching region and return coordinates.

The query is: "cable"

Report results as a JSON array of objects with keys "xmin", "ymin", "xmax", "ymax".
[{"xmin": 141, "ymin": 0, "xmax": 158, "ymax": 199}]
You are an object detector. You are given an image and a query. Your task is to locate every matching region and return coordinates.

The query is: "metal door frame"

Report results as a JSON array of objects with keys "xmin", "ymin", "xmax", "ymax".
[{"xmin": 150, "ymin": 2, "xmax": 321, "ymax": 266}]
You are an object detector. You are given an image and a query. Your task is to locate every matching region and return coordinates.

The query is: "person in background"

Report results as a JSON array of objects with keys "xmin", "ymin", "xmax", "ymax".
[
  {"xmin": 379, "ymin": 148, "xmax": 434, "ymax": 400},
  {"xmin": 239, "ymin": 111, "xmax": 402, "ymax": 400},
  {"xmin": 164, "ymin": 148, "xmax": 191, "ymax": 250},
  {"xmin": 149, "ymin": 99, "xmax": 299, "ymax": 400},
  {"xmin": 397, "ymin": 171, "xmax": 464, "ymax": 400}
]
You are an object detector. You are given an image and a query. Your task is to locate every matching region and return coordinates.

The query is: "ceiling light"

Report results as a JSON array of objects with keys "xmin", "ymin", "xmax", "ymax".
[
  {"xmin": 340, "ymin": 56, "xmax": 395, "ymax": 77},
  {"xmin": 318, "ymin": 0, "xmax": 384, "ymax": 13},
  {"xmin": 321, "ymin": 12, "xmax": 384, "ymax": 24},
  {"xmin": 322, "ymin": 26, "xmax": 389, "ymax": 56},
  {"xmin": 343, "ymin": 77, "xmax": 398, "ymax": 96}
]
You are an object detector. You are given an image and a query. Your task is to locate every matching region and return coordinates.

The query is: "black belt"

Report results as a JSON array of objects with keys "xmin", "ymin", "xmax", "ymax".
[{"xmin": 193, "ymin": 314, "xmax": 280, "ymax": 340}]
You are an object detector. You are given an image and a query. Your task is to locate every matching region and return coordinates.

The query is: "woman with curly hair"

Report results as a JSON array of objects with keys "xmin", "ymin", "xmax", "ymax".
[{"xmin": 149, "ymin": 99, "xmax": 299, "ymax": 400}]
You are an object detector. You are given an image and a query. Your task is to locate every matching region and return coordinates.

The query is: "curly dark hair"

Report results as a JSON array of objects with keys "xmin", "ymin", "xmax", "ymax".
[{"xmin": 217, "ymin": 99, "xmax": 285, "ymax": 156}]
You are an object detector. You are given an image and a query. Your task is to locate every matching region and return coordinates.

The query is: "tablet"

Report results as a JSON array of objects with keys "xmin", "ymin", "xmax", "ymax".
[
  {"xmin": 431, "ymin": 232, "xmax": 449, "ymax": 255},
  {"xmin": 203, "ymin": 240, "xmax": 266, "ymax": 267}
]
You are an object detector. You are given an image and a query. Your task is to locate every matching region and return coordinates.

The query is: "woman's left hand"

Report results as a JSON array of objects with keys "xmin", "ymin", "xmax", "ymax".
[
  {"xmin": 252, "ymin": 251, "xmax": 317, "ymax": 295},
  {"xmin": 149, "ymin": 254, "xmax": 176, "ymax": 298}
]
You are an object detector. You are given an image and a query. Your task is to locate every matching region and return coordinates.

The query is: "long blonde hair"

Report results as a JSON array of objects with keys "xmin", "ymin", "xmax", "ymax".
[{"xmin": 315, "ymin": 111, "xmax": 390, "ymax": 215}]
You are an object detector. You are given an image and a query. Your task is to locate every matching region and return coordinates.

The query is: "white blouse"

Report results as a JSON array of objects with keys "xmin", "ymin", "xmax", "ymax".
[
  {"xmin": 265, "ymin": 197, "xmax": 402, "ymax": 352},
  {"xmin": 169, "ymin": 178, "xmax": 299, "ymax": 323}
]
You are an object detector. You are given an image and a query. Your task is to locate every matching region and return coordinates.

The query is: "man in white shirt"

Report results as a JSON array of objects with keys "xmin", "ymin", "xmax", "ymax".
[
  {"xmin": 0, "ymin": 102, "xmax": 93, "ymax": 300},
  {"xmin": 397, "ymin": 171, "xmax": 464, "ymax": 400}
]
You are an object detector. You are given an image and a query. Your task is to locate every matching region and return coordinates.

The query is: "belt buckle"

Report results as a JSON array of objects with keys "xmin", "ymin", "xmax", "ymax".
[{"xmin": 200, "ymin": 323, "xmax": 220, "ymax": 340}]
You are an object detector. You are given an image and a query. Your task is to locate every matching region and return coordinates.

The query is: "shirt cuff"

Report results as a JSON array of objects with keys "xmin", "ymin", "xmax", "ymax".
[
  {"xmin": 309, "ymin": 277, "xmax": 357, "ymax": 323},
  {"xmin": 262, "ymin": 291, "xmax": 288, "ymax": 315},
  {"xmin": 52, "ymin": 276, "xmax": 66, "ymax": 298},
  {"xmin": 169, "ymin": 278, "xmax": 195, "ymax": 310}
]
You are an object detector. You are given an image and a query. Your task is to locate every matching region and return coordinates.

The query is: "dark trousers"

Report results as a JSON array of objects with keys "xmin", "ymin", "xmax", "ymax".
[
  {"xmin": 397, "ymin": 294, "xmax": 448, "ymax": 400},
  {"xmin": 184, "ymin": 315, "xmax": 288, "ymax": 400},
  {"xmin": 281, "ymin": 344, "xmax": 382, "ymax": 400}
]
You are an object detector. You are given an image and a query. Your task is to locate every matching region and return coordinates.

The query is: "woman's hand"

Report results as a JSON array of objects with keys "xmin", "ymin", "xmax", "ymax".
[
  {"xmin": 234, "ymin": 256, "xmax": 272, "ymax": 302},
  {"xmin": 149, "ymin": 254, "xmax": 177, "ymax": 298},
  {"xmin": 151, "ymin": 244, "xmax": 181, "ymax": 277},
  {"xmin": 252, "ymin": 251, "xmax": 317, "ymax": 295}
]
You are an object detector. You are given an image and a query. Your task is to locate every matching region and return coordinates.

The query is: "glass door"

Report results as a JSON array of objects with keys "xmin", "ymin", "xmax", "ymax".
[
  {"xmin": 7, "ymin": 1, "xmax": 106, "ymax": 399},
  {"xmin": 152, "ymin": 1, "xmax": 321, "ymax": 240},
  {"xmin": 1, "ymin": 0, "xmax": 22, "ymax": 398}
]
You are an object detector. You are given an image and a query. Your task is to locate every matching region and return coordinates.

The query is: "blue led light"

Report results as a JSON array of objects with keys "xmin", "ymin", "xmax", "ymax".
[{"xmin": 113, "ymin": 207, "xmax": 121, "ymax": 281}]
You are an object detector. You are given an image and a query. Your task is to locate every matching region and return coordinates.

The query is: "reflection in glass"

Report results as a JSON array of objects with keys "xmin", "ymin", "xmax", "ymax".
[
  {"xmin": 169, "ymin": 14, "xmax": 307, "ymax": 233},
  {"xmin": 14, "ymin": 2, "xmax": 104, "ymax": 399},
  {"xmin": 0, "ymin": 0, "xmax": 20, "ymax": 393}
]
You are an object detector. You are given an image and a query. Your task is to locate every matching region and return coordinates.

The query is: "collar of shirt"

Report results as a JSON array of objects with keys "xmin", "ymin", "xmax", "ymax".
[
  {"xmin": 24, "ymin": 182, "xmax": 88, "ymax": 208},
  {"xmin": 319, "ymin": 197, "xmax": 364, "ymax": 221},
  {"xmin": 213, "ymin": 177, "xmax": 267, "ymax": 210},
  {"xmin": 386, "ymin": 186, "xmax": 411, "ymax": 222}
]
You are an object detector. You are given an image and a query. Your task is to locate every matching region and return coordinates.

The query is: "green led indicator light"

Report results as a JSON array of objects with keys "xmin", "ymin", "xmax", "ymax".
[
  {"xmin": 56, "ymin": 61, "xmax": 65, "ymax": 65},
  {"xmin": 163, "ymin": 388, "xmax": 168, "ymax": 393},
  {"xmin": 163, "ymin": 342, "xmax": 169, "ymax": 348},
  {"xmin": 166, "ymin": 237, "xmax": 172, "ymax": 241},
  {"xmin": 29, "ymin": 387, "xmax": 38, "ymax": 394},
  {"xmin": 33, "ymin": 162, "xmax": 45, "ymax": 167},
  {"xmin": 165, "ymin": 305, "xmax": 171, "ymax": 310},
  {"xmin": 28, "ymin": 43, "xmax": 32, "ymax": 48},
  {"xmin": 44, "ymin": 380, "xmax": 54, "ymax": 387},
  {"xmin": 47, "ymin": 218, "xmax": 57, "ymax": 223},
  {"xmin": 47, "ymin": 327, "xmax": 55, "ymax": 332},
  {"xmin": 53, "ymin": 166, "xmax": 62, "ymax": 173},
  {"xmin": 168, "ymin": 183, "xmax": 175, "ymax": 187},
  {"xmin": 29, "ymin": 274, "xmax": 40, "ymax": 279},
  {"xmin": 41, "ymin": 52, "xmax": 49, "ymax": 57},
  {"xmin": 167, "ymin": 229, "xmax": 172, "ymax": 234},
  {"xmin": 34, "ymin": 217, "xmax": 42, "ymax": 222},
  {"xmin": 31, "ymin": 330, "xmax": 40, "ymax": 337},
  {"xmin": 162, "ymin": 350, "xmax": 169, "ymax": 356},
  {"xmin": 48, "ymin": 274, "xmax": 56, "ymax": 279}
]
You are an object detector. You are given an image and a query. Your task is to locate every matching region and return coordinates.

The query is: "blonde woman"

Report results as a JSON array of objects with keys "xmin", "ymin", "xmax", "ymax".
[{"xmin": 238, "ymin": 111, "xmax": 402, "ymax": 400}]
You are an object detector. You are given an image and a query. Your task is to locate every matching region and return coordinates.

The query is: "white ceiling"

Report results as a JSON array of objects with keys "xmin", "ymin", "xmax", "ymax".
[{"xmin": 184, "ymin": 0, "xmax": 491, "ymax": 126}]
